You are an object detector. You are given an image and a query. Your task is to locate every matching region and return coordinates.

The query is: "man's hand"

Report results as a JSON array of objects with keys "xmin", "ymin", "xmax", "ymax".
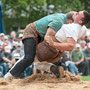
[
  {"xmin": 74, "ymin": 61, "xmax": 80, "ymax": 65},
  {"xmin": 45, "ymin": 36, "xmax": 54, "ymax": 46}
]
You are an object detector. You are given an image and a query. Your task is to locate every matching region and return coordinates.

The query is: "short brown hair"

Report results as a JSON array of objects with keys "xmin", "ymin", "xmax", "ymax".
[
  {"xmin": 66, "ymin": 11, "xmax": 75, "ymax": 22},
  {"xmin": 81, "ymin": 10, "xmax": 90, "ymax": 25}
]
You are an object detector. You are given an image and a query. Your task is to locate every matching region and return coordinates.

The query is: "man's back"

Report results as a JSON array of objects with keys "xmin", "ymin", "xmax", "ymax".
[{"xmin": 36, "ymin": 13, "xmax": 66, "ymax": 37}]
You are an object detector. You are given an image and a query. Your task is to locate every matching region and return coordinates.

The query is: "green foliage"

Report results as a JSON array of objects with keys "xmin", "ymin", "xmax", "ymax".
[{"xmin": 1, "ymin": 0, "xmax": 90, "ymax": 34}]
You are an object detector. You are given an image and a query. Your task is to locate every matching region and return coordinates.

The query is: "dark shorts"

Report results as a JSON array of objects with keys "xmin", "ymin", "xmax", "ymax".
[{"xmin": 36, "ymin": 41, "xmax": 63, "ymax": 63}]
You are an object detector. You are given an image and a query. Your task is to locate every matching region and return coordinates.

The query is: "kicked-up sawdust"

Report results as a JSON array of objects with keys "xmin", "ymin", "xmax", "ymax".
[{"xmin": 0, "ymin": 68, "xmax": 90, "ymax": 90}]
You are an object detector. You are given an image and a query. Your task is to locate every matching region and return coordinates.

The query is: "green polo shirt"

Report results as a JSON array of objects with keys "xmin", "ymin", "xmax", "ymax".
[
  {"xmin": 83, "ymin": 49, "xmax": 90, "ymax": 58},
  {"xmin": 35, "ymin": 13, "xmax": 66, "ymax": 37},
  {"xmin": 71, "ymin": 49, "xmax": 84, "ymax": 62}
]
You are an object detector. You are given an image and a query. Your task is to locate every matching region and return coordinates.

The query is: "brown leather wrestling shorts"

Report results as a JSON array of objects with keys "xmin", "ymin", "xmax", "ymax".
[{"xmin": 36, "ymin": 41, "xmax": 63, "ymax": 63}]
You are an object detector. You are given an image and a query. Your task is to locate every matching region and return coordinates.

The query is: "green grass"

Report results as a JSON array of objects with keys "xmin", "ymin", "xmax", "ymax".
[{"xmin": 81, "ymin": 76, "xmax": 90, "ymax": 81}]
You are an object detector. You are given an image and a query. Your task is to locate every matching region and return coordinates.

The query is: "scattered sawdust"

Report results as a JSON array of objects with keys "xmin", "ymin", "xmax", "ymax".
[{"xmin": 0, "ymin": 70, "xmax": 89, "ymax": 90}]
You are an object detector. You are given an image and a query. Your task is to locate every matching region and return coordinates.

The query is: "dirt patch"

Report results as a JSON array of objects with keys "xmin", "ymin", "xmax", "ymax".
[{"xmin": 0, "ymin": 71, "xmax": 89, "ymax": 90}]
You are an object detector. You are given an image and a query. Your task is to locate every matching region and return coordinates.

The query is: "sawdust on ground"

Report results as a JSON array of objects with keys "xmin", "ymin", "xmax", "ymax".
[{"xmin": 0, "ymin": 70, "xmax": 90, "ymax": 90}]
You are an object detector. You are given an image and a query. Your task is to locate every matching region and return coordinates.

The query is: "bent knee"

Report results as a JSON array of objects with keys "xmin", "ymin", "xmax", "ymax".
[{"xmin": 24, "ymin": 55, "xmax": 34, "ymax": 64}]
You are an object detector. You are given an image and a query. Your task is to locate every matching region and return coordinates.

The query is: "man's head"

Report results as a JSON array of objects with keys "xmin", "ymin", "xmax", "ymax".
[
  {"xmin": 75, "ymin": 44, "xmax": 81, "ymax": 52},
  {"xmin": 16, "ymin": 44, "xmax": 21, "ymax": 51},
  {"xmin": 66, "ymin": 11, "xmax": 77, "ymax": 24},
  {"xmin": 80, "ymin": 40, "xmax": 86, "ymax": 48},
  {"xmin": 4, "ymin": 46, "xmax": 11, "ymax": 53},
  {"xmin": 73, "ymin": 10, "xmax": 90, "ymax": 25}
]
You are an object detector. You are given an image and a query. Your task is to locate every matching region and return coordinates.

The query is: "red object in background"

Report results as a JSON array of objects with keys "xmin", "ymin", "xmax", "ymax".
[
  {"xmin": 86, "ymin": 43, "xmax": 90, "ymax": 48},
  {"xmin": 3, "ymin": 43, "xmax": 8, "ymax": 48}
]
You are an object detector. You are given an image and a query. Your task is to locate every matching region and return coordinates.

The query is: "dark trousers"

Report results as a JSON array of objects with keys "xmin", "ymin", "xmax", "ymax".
[
  {"xmin": 77, "ymin": 61, "xmax": 89, "ymax": 75},
  {"xmin": 10, "ymin": 38, "xmax": 36, "ymax": 77}
]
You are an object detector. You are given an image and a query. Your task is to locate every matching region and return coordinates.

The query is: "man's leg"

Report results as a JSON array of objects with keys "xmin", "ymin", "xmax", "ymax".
[
  {"xmin": 78, "ymin": 61, "xmax": 89, "ymax": 75},
  {"xmin": 5, "ymin": 38, "xmax": 36, "ymax": 78},
  {"xmin": 68, "ymin": 63, "xmax": 78, "ymax": 75}
]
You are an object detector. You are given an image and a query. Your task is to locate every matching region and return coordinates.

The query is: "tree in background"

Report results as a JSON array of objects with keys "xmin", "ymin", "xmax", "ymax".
[{"xmin": 1, "ymin": 0, "xmax": 90, "ymax": 34}]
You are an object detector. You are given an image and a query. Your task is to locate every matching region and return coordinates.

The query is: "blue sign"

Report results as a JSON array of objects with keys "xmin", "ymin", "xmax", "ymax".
[{"xmin": 0, "ymin": 2, "xmax": 5, "ymax": 33}]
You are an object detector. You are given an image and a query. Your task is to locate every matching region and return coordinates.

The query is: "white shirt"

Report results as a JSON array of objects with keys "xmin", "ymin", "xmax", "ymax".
[{"xmin": 55, "ymin": 23, "xmax": 87, "ymax": 43}]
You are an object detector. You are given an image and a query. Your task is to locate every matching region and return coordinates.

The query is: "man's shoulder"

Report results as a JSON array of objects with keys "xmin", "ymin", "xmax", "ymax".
[{"xmin": 64, "ymin": 23, "xmax": 82, "ymax": 30}]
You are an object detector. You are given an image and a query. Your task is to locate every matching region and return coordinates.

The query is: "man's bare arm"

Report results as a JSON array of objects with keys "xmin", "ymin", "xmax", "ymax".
[
  {"xmin": 44, "ymin": 27, "xmax": 76, "ymax": 52},
  {"xmin": 46, "ymin": 37, "xmax": 76, "ymax": 52},
  {"xmin": 44, "ymin": 27, "xmax": 57, "ymax": 42},
  {"xmin": 2, "ymin": 57, "xmax": 12, "ymax": 63}
]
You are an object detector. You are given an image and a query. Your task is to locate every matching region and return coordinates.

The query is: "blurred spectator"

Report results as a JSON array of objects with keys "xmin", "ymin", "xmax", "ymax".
[
  {"xmin": 4, "ymin": 36, "xmax": 8, "ymax": 42},
  {"xmin": 53, "ymin": 51, "xmax": 79, "ymax": 75},
  {"xmin": 71, "ymin": 44, "xmax": 89, "ymax": 75},
  {"xmin": 0, "ymin": 44, "xmax": 3, "ymax": 60},
  {"xmin": 2, "ymin": 43, "xmax": 8, "ymax": 50},
  {"xmin": 0, "ymin": 44, "xmax": 3, "ymax": 53},
  {"xmin": 2, "ymin": 35, "xmax": 9, "ymax": 49},
  {"xmin": 65, "ymin": 51, "xmax": 79, "ymax": 75},
  {"xmin": 8, "ymin": 35, "xmax": 16, "ymax": 48},
  {"xmin": 83, "ymin": 43, "xmax": 90, "ymax": 75},
  {"xmin": 0, "ymin": 45, "xmax": 4, "ymax": 77},
  {"xmin": 85, "ymin": 36, "xmax": 90, "ymax": 43},
  {"xmin": 80, "ymin": 40, "xmax": 86, "ymax": 51},
  {"xmin": 16, "ymin": 34, "xmax": 23, "ymax": 49},
  {"xmin": 0, "ymin": 46, "xmax": 13, "ymax": 75},
  {"xmin": 0, "ymin": 33, "xmax": 4, "ymax": 46},
  {"xmin": 11, "ymin": 44, "xmax": 16, "ymax": 53},
  {"xmin": 12, "ymin": 43, "xmax": 24, "ymax": 63},
  {"xmin": 10, "ymin": 31, "xmax": 16, "ymax": 41}
]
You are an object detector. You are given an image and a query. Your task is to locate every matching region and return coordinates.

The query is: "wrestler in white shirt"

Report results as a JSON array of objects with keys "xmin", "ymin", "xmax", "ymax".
[
  {"xmin": 46, "ymin": 23, "xmax": 87, "ymax": 52},
  {"xmin": 55, "ymin": 23, "xmax": 87, "ymax": 43}
]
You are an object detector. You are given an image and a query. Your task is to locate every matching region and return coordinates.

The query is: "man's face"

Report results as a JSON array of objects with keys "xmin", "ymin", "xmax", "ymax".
[
  {"xmin": 76, "ymin": 47, "xmax": 80, "ymax": 52},
  {"xmin": 73, "ymin": 11, "xmax": 84, "ymax": 24},
  {"xmin": 17, "ymin": 46, "xmax": 21, "ymax": 51}
]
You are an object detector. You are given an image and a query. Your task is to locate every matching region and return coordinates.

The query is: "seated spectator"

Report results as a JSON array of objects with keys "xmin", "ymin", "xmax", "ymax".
[
  {"xmin": 71, "ymin": 44, "xmax": 89, "ymax": 75},
  {"xmin": 8, "ymin": 35, "xmax": 16, "ymax": 48},
  {"xmin": 12, "ymin": 43, "xmax": 24, "ymax": 63},
  {"xmin": 83, "ymin": 43, "xmax": 90, "ymax": 75},
  {"xmin": 2, "ymin": 35, "xmax": 9, "ymax": 50},
  {"xmin": 11, "ymin": 44, "xmax": 16, "ymax": 53},
  {"xmin": 0, "ymin": 45, "xmax": 4, "ymax": 77},
  {"xmin": 0, "ymin": 46, "xmax": 13, "ymax": 75},
  {"xmin": 80, "ymin": 40, "xmax": 86, "ymax": 51},
  {"xmin": 0, "ymin": 44, "xmax": 3, "ymax": 55},
  {"xmin": 0, "ymin": 33, "xmax": 4, "ymax": 46},
  {"xmin": 10, "ymin": 31, "xmax": 16, "ymax": 41},
  {"xmin": 85, "ymin": 36, "xmax": 90, "ymax": 43},
  {"xmin": 16, "ymin": 34, "xmax": 23, "ymax": 50},
  {"xmin": 65, "ymin": 51, "xmax": 79, "ymax": 75},
  {"xmin": 54, "ymin": 51, "xmax": 79, "ymax": 75},
  {"xmin": 0, "ymin": 66, "xmax": 4, "ymax": 77},
  {"xmin": 0, "ymin": 44, "xmax": 3, "ymax": 63}
]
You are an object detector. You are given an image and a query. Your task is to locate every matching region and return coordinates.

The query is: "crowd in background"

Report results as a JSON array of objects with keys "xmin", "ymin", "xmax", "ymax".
[{"xmin": 0, "ymin": 30, "xmax": 90, "ymax": 78}]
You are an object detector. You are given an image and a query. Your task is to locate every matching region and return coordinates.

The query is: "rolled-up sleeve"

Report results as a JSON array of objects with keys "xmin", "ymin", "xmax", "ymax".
[{"xmin": 48, "ymin": 19, "xmax": 63, "ymax": 32}]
